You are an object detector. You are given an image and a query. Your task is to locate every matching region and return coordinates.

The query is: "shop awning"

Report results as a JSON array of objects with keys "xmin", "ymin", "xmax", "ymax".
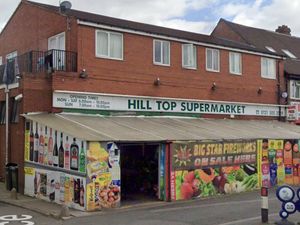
[{"xmin": 23, "ymin": 113, "xmax": 300, "ymax": 141}]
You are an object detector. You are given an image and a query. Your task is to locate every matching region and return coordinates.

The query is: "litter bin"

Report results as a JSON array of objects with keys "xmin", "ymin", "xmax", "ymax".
[{"xmin": 5, "ymin": 163, "xmax": 18, "ymax": 192}]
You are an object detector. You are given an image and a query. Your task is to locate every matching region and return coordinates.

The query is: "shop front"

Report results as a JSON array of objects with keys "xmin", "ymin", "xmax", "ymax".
[{"xmin": 21, "ymin": 91, "xmax": 300, "ymax": 210}]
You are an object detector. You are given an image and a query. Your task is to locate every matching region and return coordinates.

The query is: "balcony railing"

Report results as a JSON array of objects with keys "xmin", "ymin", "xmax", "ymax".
[{"xmin": 0, "ymin": 49, "xmax": 77, "ymax": 85}]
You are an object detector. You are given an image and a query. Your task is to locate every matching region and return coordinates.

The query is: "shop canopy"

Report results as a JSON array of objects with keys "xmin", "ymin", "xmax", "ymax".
[{"xmin": 23, "ymin": 113, "xmax": 300, "ymax": 142}]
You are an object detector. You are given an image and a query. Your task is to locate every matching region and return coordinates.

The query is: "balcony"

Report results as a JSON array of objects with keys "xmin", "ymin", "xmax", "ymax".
[{"xmin": 0, "ymin": 49, "xmax": 77, "ymax": 85}]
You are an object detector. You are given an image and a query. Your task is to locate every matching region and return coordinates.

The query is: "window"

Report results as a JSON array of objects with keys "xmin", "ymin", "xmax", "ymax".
[
  {"xmin": 282, "ymin": 49, "xmax": 297, "ymax": 59},
  {"xmin": 182, "ymin": 44, "xmax": 197, "ymax": 69},
  {"xmin": 0, "ymin": 56, "xmax": 2, "ymax": 65},
  {"xmin": 229, "ymin": 52, "xmax": 242, "ymax": 75},
  {"xmin": 153, "ymin": 40, "xmax": 170, "ymax": 66},
  {"xmin": 265, "ymin": 46, "xmax": 276, "ymax": 53},
  {"xmin": 206, "ymin": 48, "xmax": 220, "ymax": 72},
  {"xmin": 290, "ymin": 80, "xmax": 300, "ymax": 99},
  {"xmin": 11, "ymin": 98, "xmax": 20, "ymax": 123},
  {"xmin": 6, "ymin": 51, "xmax": 17, "ymax": 61},
  {"xmin": 0, "ymin": 101, "xmax": 6, "ymax": 125},
  {"xmin": 96, "ymin": 30, "xmax": 123, "ymax": 60},
  {"xmin": 261, "ymin": 57, "xmax": 276, "ymax": 79}
]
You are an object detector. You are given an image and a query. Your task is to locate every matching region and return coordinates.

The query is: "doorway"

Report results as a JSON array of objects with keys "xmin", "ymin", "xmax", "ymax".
[{"xmin": 120, "ymin": 143, "xmax": 159, "ymax": 203}]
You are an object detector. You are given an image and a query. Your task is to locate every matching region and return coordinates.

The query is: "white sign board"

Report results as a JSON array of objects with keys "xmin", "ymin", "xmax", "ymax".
[{"xmin": 53, "ymin": 91, "xmax": 286, "ymax": 117}]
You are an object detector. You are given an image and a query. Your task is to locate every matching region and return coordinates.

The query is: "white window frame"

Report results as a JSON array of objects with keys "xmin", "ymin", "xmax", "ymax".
[
  {"xmin": 95, "ymin": 30, "xmax": 123, "ymax": 60},
  {"xmin": 182, "ymin": 44, "xmax": 197, "ymax": 69},
  {"xmin": 206, "ymin": 48, "xmax": 220, "ymax": 72},
  {"xmin": 153, "ymin": 39, "xmax": 170, "ymax": 66},
  {"xmin": 0, "ymin": 56, "xmax": 2, "ymax": 65},
  {"xmin": 261, "ymin": 57, "xmax": 276, "ymax": 79},
  {"xmin": 290, "ymin": 80, "xmax": 300, "ymax": 99},
  {"xmin": 229, "ymin": 52, "xmax": 242, "ymax": 75}
]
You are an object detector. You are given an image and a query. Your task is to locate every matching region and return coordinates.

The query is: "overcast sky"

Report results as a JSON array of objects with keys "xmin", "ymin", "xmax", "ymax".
[{"xmin": 1, "ymin": 0, "xmax": 300, "ymax": 36}]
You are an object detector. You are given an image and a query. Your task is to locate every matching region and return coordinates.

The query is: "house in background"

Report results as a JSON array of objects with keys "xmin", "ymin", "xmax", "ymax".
[
  {"xmin": 212, "ymin": 19, "xmax": 300, "ymax": 122},
  {"xmin": 1, "ymin": 0, "xmax": 300, "ymax": 210}
]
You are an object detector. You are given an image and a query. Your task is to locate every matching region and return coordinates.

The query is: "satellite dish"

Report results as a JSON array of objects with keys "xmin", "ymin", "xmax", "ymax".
[{"xmin": 59, "ymin": 1, "xmax": 72, "ymax": 14}]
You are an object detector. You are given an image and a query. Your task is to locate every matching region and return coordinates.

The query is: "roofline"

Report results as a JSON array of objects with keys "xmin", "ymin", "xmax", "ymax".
[
  {"xmin": 0, "ymin": 0, "xmax": 23, "ymax": 36},
  {"xmin": 78, "ymin": 20, "xmax": 284, "ymax": 59}
]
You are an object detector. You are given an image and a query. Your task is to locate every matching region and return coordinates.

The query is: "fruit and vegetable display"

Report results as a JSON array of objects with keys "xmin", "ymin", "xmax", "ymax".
[
  {"xmin": 175, "ymin": 164, "xmax": 258, "ymax": 200},
  {"xmin": 96, "ymin": 184, "xmax": 120, "ymax": 208}
]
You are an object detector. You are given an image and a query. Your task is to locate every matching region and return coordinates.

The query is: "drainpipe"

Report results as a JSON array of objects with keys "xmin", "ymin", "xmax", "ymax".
[
  {"xmin": 277, "ymin": 59, "xmax": 282, "ymax": 121},
  {"xmin": 5, "ymin": 84, "xmax": 9, "ymax": 166}
]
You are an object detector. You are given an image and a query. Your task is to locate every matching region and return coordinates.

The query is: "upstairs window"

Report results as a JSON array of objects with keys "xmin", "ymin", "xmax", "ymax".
[
  {"xmin": 265, "ymin": 46, "xmax": 276, "ymax": 53},
  {"xmin": 153, "ymin": 40, "xmax": 170, "ymax": 66},
  {"xmin": 96, "ymin": 30, "xmax": 123, "ymax": 60},
  {"xmin": 290, "ymin": 80, "xmax": 300, "ymax": 99},
  {"xmin": 0, "ymin": 56, "xmax": 2, "ymax": 65},
  {"xmin": 11, "ymin": 98, "xmax": 20, "ymax": 123},
  {"xmin": 182, "ymin": 44, "xmax": 197, "ymax": 69},
  {"xmin": 282, "ymin": 49, "xmax": 297, "ymax": 59},
  {"xmin": 0, "ymin": 101, "xmax": 5, "ymax": 125},
  {"xmin": 229, "ymin": 52, "xmax": 242, "ymax": 75},
  {"xmin": 261, "ymin": 57, "xmax": 276, "ymax": 79},
  {"xmin": 206, "ymin": 48, "xmax": 220, "ymax": 72}
]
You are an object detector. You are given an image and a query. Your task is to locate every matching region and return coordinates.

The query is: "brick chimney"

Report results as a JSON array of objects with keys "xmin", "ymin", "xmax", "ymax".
[{"xmin": 275, "ymin": 25, "xmax": 291, "ymax": 35}]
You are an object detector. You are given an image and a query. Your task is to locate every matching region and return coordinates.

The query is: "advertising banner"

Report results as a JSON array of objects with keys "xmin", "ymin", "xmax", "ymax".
[
  {"xmin": 24, "ymin": 167, "xmax": 86, "ymax": 211},
  {"xmin": 86, "ymin": 142, "xmax": 120, "ymax": 210},
  {"xmin": 172, "ymin": 140, "xmax": 257, "ymax": 170},
  {"xmin": 159, "ymin": 144, "xmax": 166, "ymax": 201},
  {"xmin": 171, "ymin": 140, "xmax": 258, "ymax": 201}
]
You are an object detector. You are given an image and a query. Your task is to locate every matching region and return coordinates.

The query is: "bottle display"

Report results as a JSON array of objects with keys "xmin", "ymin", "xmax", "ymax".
[
  {"xmin": 74, "ymin": 178, "xmax": 80, "ymax": 204},
  {"xmin": 48, "ymin": 128, "xmax": 53, "ymax": 166},
  {"xmin": 53, "ymin": 131, "xmax": 58, "ymax": 167},
  {"xmin": 44, "ymin": 126, "xmax": 48, "ymax": 165},
  {"xmin": 33, "ymin": 122, "xmax": 39, "ymax": 162},
  {"xmin": 38, "ymin": 126, "xmax": 44, "ymax": 164},
  {"xmin": 79, "ymin": 141, "xmax": 86, "ymax": 173},
  {"xmin": 79, "ymin": 179, "xmax": 85, "ymax": 207},
  {"xmin": 29, "ymin": 122, "xmax": 34, "ymax": 161},
  {"xmin": 59, "ymin": 132, "xmax": 65, "ymax": 168},
  {"xmin": 70, "ymin": 138, "xmax": 79, "ymax": 171},
  {"xmin": 64, "ymin": 136, "xmax": 70, "ymax": 169}
]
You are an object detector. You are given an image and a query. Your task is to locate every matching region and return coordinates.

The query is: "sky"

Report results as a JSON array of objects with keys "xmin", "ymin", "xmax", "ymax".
[{"xmin": 1, "ymin": 0, "xmax": 300, "ymax": 36}]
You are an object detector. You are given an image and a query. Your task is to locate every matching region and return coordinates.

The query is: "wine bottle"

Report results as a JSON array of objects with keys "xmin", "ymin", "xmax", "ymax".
[
  {"xmin": 33, "ymin": 122, "xmax": 39, "ymax": 162},
  {"xmin": 29, "ymin": 122, "xmax": 34, "ymax": 161},
  {"xmin": 48, "ymin": 128, "xmax": 53, "ymax": 166},
  {"xmin": 38, "ymin": 126, "xmax": 44, "ymax": 164},
  {"xmin": 59, "ymin": 132, "xmax": 65, "ymax": 168},
  {"xmin": 64, "ymin": 136, "xmax": 70, "ymax": 169},
  {"xmin": 79, "ymin": 141, "xmax": 86, "ymax": 173},
  {"xmin": 70, "ymin": 138, "xmax": 79, "ymax": 171},
  {"xmin": 44, "ymin": 126, "xmax": 48, "ymax": 165},
  {"xmin": 79, "ymin": 179, "xmax": 85, "ymax": 207},
  {"xmin": 53, "ymin": 131, "xmax": 58, "ymax": 167}
]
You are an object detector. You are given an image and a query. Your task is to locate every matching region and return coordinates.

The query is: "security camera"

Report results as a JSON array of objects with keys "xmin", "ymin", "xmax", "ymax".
[{"xmin": 14, "ymin": 94, "xmax": 23, "ymax": 101}]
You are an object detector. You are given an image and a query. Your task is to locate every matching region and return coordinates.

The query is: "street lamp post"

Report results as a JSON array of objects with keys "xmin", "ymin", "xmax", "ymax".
[{"xmin": 5, "ymin": 83, "xmax": 9, "ymax": 166}]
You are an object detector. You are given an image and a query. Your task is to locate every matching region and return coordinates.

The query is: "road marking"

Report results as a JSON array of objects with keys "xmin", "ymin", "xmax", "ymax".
[
  {"xmin": 0, "ymin": 215, "xmax": 34, "ymax": 225},
  {"xmin": 151, "ymin": 198, "xmax": 277, "ymax": 213},
  {"xmin": 217, "ymin": 213, "xmax": 278, "ymax": 225}
]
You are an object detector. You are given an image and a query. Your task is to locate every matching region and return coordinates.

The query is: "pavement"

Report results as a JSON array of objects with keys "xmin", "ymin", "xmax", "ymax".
[{"xmin": 1, "ymin": 181, "xmax": 300, "ymax": 225}]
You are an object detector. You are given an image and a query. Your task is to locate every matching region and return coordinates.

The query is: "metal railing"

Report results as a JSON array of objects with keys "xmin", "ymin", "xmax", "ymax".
[{"xmin": 0, "ymin": 49, "xmax": 77, "ymax": 85}]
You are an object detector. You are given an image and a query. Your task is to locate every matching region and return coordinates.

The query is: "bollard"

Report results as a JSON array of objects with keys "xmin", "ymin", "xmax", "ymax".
[
  {"xmin": 10, "ymin": 188, "xmax": 18, "ymax": 200},
  {"xmin": 261, "ymin": 186, "xmax": 268, "ymax": 223},
  {"xmin": 59, "ymin": 204, "xmax": 70, "ymax": 219}
]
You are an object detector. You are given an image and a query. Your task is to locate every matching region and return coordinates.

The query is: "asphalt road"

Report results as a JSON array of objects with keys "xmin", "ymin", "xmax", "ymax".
[
  {"xmin": 1, "ymin": 189, "xmax": 300, "ymax": 225},
  {"xmin": 0, "ymin": 202, "xmax": 59, "ymax": 225}
]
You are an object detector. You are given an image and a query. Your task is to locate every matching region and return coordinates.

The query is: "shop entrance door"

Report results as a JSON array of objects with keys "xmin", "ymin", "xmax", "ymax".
[{"xmin": 120, "ymin": 143, "xmax": 159, "ymax": 202}]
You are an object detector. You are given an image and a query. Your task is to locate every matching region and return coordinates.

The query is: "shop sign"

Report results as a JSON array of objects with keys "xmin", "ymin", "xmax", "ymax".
[
  {"xmin": 287, "ymin": 105, "xmax": 297, "ymax": 121},
  {"xmin": 53, "ymin": 91, "xmax": 285, "ymax": 117},
  {"xmin": 172, "ymin": 140, "xmax": 257, "ymax": 170}
]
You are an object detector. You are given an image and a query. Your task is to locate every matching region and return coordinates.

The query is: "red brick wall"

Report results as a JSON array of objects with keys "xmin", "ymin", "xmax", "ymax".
[
  {"xmin": 53, "ymin": 25, "xmax": 284, "ymax": 105},
  {"xmin": 211, "ymin": 20, "xmax": 247, "ymax": 44},
  {"xmin": 0, "ymin": 1, "xmax": 77, "ymax": 57}
]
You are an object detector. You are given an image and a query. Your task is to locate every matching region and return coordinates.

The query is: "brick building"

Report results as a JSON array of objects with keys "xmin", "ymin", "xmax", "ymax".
[
  {"xmin": 212, "ymin": 19, "xmax": 300, "ymax": 122},
  {"xmin": 0, "ymin": 1, "xmax": 299, "ymax": 210}
]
